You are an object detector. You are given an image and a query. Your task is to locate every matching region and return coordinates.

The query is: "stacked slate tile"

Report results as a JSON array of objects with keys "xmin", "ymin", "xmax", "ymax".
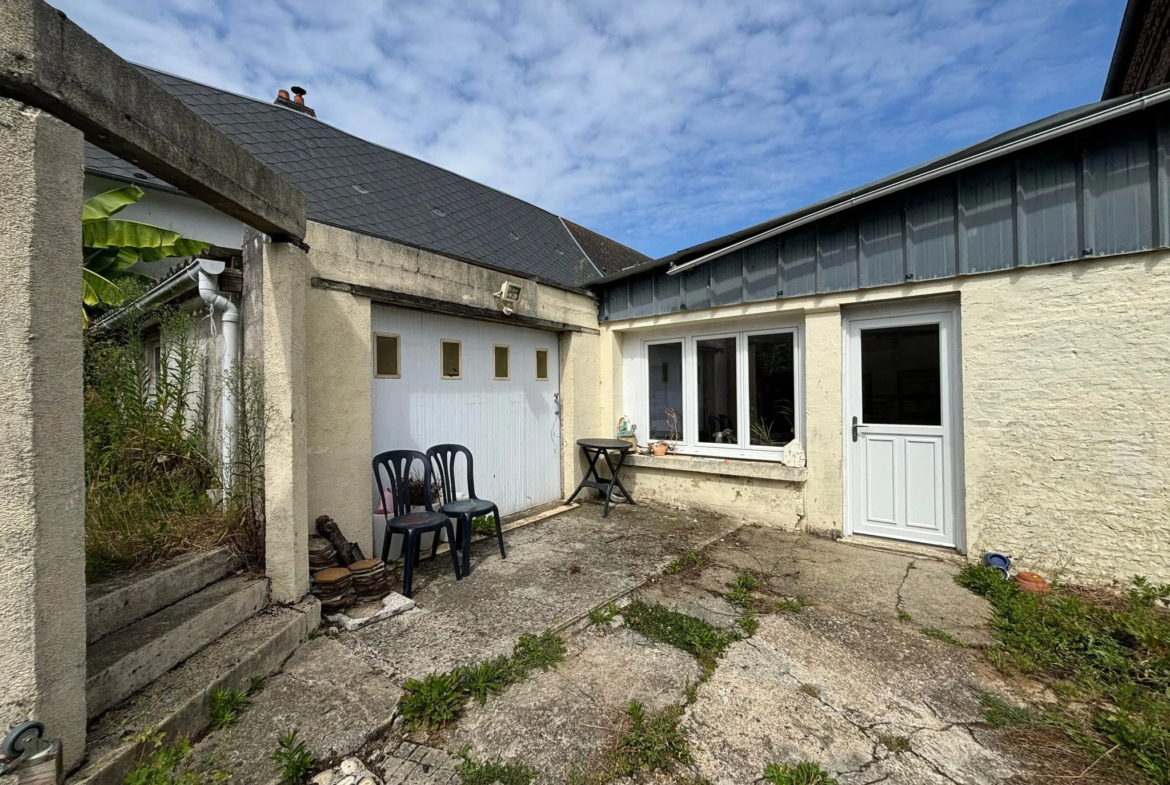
[
  {"xmin": 348, "ymin": 558, "xmax": 390, "ymax": 603},
  {"xmin": 309, "ymin": 536, "xmax": 339, "ymax": 572},
  {"xmin": 312, "ymin": 567, "xmax": 354, "ymax": 611}
]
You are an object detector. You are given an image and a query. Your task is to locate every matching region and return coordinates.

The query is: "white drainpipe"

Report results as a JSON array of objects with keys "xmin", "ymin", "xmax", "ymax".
[{"xmin": 196, "ymin": 267, "xmax": 239, "ymax": 494}]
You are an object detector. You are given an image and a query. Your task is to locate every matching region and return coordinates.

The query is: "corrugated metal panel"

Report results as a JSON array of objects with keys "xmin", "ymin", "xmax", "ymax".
[
  {"xmin": 1158, "ymin": 116, "xmax": 1170, "ymax": 247},
  {"xmin": 782, "ymin": 227, "xmax": 817, "ymax": 296},
  {"xmin": 607, "ymin": 280, "xmax": 629, "ymax": 321},
  {"xmin": 859, "ymin": 205, "xmax": 904, "ymax": 287},
  {"xmin": 743, "ymin": 239, "xmax": 779, "ymax": 301},
  {"xmin": 817, "ymin": 221, "xmax": 858, "ymax": 292},
  {"xmin": 1017, "ymin": 148, "xmax": 1080, "ymax": 265},
  {"xmin": 906, "ymin": 183, "xmax": 957, "ymax": 280},
  {"xmin": 710, "ymin": 251, "xmax": 743, "ymax": 306},
  {"xmin": 958, "ymin": 163, "xmax": 1015, "ymax": 273},
  {"xmin": 629, "ymin": 275, "xmax": 655, "ymax": 317},
  {"xmin": 371, "ymin": 305, "xmax": 561, "ymax": 526},
  {"xmin": 654, "ymin": 269, "xmax": 680, "ymax": 314},
  {"xmin": 683, "ymin": 265, "xmax": 710, "ymax": 311},
  {"xmin": 1085, "ymin": 128, "xmax": 1153, "ymax": 256}
]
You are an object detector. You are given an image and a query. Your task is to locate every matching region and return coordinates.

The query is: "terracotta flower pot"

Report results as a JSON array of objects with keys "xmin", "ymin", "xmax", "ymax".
[
  {"xmin": 651, "ymin": 442, "xmax": 668, "ymax": 456},
  {"xmin": 1014, "ymin": 571, "xmax": 1051, "ymax": 593}
]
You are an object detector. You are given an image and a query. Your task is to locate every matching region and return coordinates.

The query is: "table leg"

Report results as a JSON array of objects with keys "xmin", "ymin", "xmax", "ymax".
[
  {"xmin": 608, "ymin": 450, "xmax": 636, "ymax": 505},
  {"xmin": 565, "ymin": 446, "xmax": 602, "ymax": 505}
]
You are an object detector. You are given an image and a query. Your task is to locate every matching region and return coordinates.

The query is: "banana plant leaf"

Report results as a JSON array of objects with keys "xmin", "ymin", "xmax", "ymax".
[{"xmin": 81, "ymin": 185, "xmax": 145, "ymax": 222}]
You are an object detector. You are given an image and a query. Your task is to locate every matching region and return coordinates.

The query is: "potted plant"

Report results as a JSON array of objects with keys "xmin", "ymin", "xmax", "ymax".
[{"xmin": 652, "ymin": 407, "xmax": 680, "ymax": 456}]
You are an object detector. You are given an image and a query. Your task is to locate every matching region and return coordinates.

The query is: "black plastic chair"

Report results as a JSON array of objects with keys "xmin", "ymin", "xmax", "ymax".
[
  {"xmin": 427, "ymin": 444, "xmax": 504, "ymax": 578},
  {"xmin": 373, "ymin": 450, "xmax": 461, "ymax": 598}
]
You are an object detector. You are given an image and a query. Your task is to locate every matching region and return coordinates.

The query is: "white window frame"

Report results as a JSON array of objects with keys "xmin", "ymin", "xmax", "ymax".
[
  {"xmin": 641, "ymin": 324, "xmax": 803, "ymax": 461},
  {"xmin": 372, "ymin": 332, "xmax": 401, "ymax": 379}
]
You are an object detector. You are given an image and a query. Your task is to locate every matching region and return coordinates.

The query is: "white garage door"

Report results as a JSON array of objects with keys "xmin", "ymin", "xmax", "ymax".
[{"xmin": 371, "ymin": 304, "xmax": 562, "ymax": 521}]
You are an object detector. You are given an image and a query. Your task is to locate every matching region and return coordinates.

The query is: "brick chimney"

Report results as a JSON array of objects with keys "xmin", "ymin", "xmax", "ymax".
[{"xmin": 274, "ymin": 85, "xmax": 316, "ymax": 118}]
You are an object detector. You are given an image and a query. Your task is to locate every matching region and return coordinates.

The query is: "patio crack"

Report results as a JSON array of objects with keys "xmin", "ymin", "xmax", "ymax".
[{"xmin": 895, "ymin": 559, "xmax": 916, "ymax": 618}]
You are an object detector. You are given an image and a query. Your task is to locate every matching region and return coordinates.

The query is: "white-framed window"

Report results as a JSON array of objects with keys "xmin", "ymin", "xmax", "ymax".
[
  {"xmin": 641, "ymin": 325, "xmax": 802, "ymax": 460},
  {"xmin": 493, "ymin": 344, "xmax": 510, "ymax": 380},
  {"xmin": 535, "ymin": 348, "xmax": 550, "ymax": 381},
  {"xmin": 373, "ymin": 332, "xmax": 401, "ymax": 379},
  {"xmin": 441, "ymin": 340, "xmax": 462, "ymax": 379}
]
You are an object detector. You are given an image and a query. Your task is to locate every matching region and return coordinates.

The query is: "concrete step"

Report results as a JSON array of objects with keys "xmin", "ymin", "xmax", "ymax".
[
  {"xmin": 86, "ymin": 574, "xmax": 269, "ymax": 719},
  {"xmin": 70, "ymin": 599, "xmax": 320, "ymax": 785},
  {"xmin": 86, "ymin": 549, "xmax": 241, "ymax": 645}
]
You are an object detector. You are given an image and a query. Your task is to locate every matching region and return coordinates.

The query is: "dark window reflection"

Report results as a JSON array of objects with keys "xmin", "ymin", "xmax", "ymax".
[
  {"xmin": 861, "ymin": 325, "xmax": 941, "ymax": 426},
  {"xmin": 697, "ymin": 337, "xmax": 737, "ymax": 442},
  {"xmin": 749, "ymin": 333, "xmax": 795, "ymax": 445},
  {"xmin": 648, "ymin": 343, "xmax": 683, "ymax": 440}
]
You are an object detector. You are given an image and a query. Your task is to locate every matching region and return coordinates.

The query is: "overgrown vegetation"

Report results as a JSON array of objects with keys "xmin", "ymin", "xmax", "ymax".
[
  {"xmin": 398, "ymin": 630, "xmax": 566, "ymax": 729},
  {"xmin": 621, "ymin": 599, "xmax": 741, "ymax": 673},
  {"xmin": 957, "ymin": 564, "xmax": 1170, "ymax": 783},
  {"xmin": 920, "ymin": 627, "xmax": 964, "ymax": 646},
  {"xmin": 207, "ymin": 688, "xmax": 247, "ymax": 730},
  {"xmin": 124, "ymin": 730, "xmax": 228, "ymax": 785},
  {"xmin": 270, "ymin": 729, "xmax": 314, "ymax": 785},
  {"xmin": 663, "ymin": 550, "xmax": 703, "ymax": 575},
  {"xmin": 455, "ymin": 750, "xmax": 535, "ymax": 785},
  {"xmin": 471, "ymin": 515, "xmax": 495, "ymax": 537},
  {"xmin": 588, "ymin": 601, "xmax": 621, "ymax": 625},
  {"xmin": 762, "ymin": 761, "xmax": 838, "ymax": 785},
  {"xmin": 84, "ymin": 305, "xmax": 267, "ymax": 583},
  {"xmin": 610, "ymin": 701, "xmax": 691, "ymax": 775}
]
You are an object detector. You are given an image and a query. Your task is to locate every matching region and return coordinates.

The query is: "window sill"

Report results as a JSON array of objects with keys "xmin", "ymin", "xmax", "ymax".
[{"xmin": 625, "ymin": 453, "xmax": 806, "ymax": 483}]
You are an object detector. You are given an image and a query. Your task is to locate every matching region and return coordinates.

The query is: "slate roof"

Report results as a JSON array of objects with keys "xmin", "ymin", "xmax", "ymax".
[{"xmin": 84, "ymin": 67, "xmax": 650, "ymax": 290}]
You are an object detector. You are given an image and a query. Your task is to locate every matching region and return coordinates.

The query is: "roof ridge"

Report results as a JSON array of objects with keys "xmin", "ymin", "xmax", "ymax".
[{"xmin": 133, "ymin": 63, "xmax": 579, "ymax": 228}]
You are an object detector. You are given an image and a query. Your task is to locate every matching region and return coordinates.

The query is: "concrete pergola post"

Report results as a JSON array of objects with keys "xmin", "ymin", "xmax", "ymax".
[
  {"xmin": 244, "ymin": 231, "xmax": 310, "ymax": 603},
  {"xmin": 0, "ymin": 97, "xmax": 87, "ymax": 771}
]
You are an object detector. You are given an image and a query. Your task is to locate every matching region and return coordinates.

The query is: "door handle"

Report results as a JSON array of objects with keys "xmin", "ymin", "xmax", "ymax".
[{"xmin": 852, "ymin": 416, "xmax": 859, "ymax": 443}]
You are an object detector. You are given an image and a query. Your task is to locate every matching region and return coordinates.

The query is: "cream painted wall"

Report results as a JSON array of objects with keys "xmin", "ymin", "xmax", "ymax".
[
  {"xmin": 605, "ymin": 252, "xmax": 1170, "ymax": 584},
  {"xmin": 302, "ymin": 222, "xmax": 599, "ymax": 554}
]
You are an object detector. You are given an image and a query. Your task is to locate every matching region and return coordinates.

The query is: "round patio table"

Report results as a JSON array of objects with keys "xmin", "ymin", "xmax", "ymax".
[{"xmin": 565, "ymin": 438, "xmax": 637, "ymax": 517}]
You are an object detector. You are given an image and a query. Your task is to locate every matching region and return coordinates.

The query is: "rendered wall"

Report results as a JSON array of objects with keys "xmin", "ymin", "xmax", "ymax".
[
  {"xmin": 606, "ymin": 251, "xmax": 1170, "ymax": 585},
  {"xmin": 302, "ymin": 222, "xmax": 600, "ymax": 555}
]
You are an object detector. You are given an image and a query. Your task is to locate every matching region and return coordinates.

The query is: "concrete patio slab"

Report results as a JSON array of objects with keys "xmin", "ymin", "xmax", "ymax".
[{"xmin": 340, "ymin": 502, "xmax": 738, "ymax": 683}]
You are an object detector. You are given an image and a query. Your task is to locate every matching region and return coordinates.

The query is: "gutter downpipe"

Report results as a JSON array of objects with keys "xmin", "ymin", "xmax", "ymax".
[
  {"xmin": 666, "ymin": 85, "xmax": 1170, "ymax": 277},
  {"xmin": 196, "ymin": 267, "xmax": 239, "ymax": 496}
]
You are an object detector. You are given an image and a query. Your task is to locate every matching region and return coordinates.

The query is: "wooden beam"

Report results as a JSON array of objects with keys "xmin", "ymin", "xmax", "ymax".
[{"xmin": 310, "ymin": 277, "xmax": 599, "ymax": 334}]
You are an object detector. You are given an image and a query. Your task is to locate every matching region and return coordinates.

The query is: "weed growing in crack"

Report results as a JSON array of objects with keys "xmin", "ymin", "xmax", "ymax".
[
  {"xmin": 588, "ymin": 601, "xmax": 621, "ymax": 625},
  {"xmin": 455, "ymin": 749, "xmax": 535, "ymax": 785},
  {"xmin": 247, "ymin": 675, "xmax": 266, "ymax": 695},
  {"xmin": 877, "ymin": 733, "xmax": 912, "ymax": 753},
  {"xmin": 611, "ymin": 701, "xmax": 691, "ymax": 775},
  {"xmin": 125, "ymin": 730, "xmax": 230, "ymax": 785},
  {"xmin": 958, "ymin": 564, "xmax": 1170, "ymax": 783},
  {"xmin": 897, "ymin": 609, "xmax": 913, "ymax": 623},
  {"xmin": 763, "ymin": 761, "xmax": 837, "ymax": 785},
  {"xmin": 270, "ymin": 729, "xmax": 314, "ymax": 785},
  {"xmin": 622, "ymin": 600, "xmax": 739, "ymax": 671},
  {"xmin": 207, "ymin": 688, "xmax": 247, "ymax": 730},
  {"xmin": 398, "ymin": 630, "xmax": 567, "ymax": 729},
  {"xmin": 663, "ymin": 550, "xmax": 703, "ymax": 575},
  {"xmin": 764, "ymin": 596, "xmax": 810, "ymax": 614},
  {"xmin": 920, "ymin": 627, "xmax": 964, "ymax": 646},
  {"xmin": 737, "ymin": 615, "xmax": 759, "ymax": 636}
]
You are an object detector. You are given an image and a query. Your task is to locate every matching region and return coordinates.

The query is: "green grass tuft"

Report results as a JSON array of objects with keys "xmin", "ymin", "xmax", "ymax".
[
  {"xmin": 663, "ymin": 550, "xmax": 702, "ymax": 575},
  {"xmin": 611, "ymin": 701, "xmax": 691, "ymax": 775},
  {"xmin": 622, "ymin": 600, "xmax": 739, "ymax": 670},
  {"xmin": 763, "ymin": 761, "xmax": 838, "ymax": 785},
  {"xmin": 455, "ymin": 750, "xmax": 535, "ymax": 785},
  {"xmin": 920, "ymin": 627, "xmax": 964, "ymax": 646},
  {"xmin": 470, "ymin": 515, "xmax": 496, "ymax": 537},
  {"xmin": 270, "ymin": 729, "xmax": 314, "ymax": 785},
  {"xmin": 588, "ymin": 601, "xmax": 621, "ymax": 625}
]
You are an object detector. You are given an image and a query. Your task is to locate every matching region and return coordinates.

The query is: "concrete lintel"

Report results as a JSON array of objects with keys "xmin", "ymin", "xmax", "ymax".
[
  {"xmin": 625, "ymin": 453, "xmax": 807, "ymax": 483},
  {"xmin": 0, "ymin": 0, "xmax": 305, "ymax": 238},
  {"xmin": 312, "ymin": 276, "xmax": 601, "ymax": 334}
]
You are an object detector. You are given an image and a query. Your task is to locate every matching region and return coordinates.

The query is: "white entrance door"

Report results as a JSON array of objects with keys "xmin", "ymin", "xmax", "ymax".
[{"xmin": 845, "ymin": 303, "xmax": 961, "ymax": 548}]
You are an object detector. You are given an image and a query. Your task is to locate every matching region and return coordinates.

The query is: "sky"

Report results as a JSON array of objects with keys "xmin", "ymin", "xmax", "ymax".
[{"xmin": 55, "ymin": 0, "xmax": 1126, "ymax": 259}]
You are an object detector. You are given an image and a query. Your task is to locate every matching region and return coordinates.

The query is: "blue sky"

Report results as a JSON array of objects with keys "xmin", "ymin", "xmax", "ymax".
[{"xmin": 56, "ymin": 0, "xmax": 1125, "ymax": 259}]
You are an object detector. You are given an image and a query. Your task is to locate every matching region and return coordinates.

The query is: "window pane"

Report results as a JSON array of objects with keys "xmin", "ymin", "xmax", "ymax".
[
  {"xmin": 697, "ymin": 337, "xmax": 737, "ymax": 443},
  {"xmin": 860, "ymin": 325, "xmax": 940, "ymax": 425},
  {"xmin": 493, "ymin": 345, "xmax": 509, "ymax": 379},
  {"xmin": 535, "ymin": 348, "xmax": 549, "ymax": 380},
  {"xmin": 441, "ymin": 341, "xmax": 461, "ymax": 378},
  {"xmin": 375, "ymin": 335, "xmax": 399, "ymax": 377},
  {"xmin": 748, "ymin": 333, "xmax": 795, "ymax": 445},
  {"xmin": 647, "ymin": 343, "xmax": 683, "ymax": 440}
]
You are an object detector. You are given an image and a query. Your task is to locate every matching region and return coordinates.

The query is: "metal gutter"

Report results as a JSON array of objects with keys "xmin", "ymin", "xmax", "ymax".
[
  {"xmin": 667, "ymin": 84, "xmax": 1170, "ymax": 277},
  {"xmin": 88, "ymin": 259, "xmax": 226, "ymax": 335}
]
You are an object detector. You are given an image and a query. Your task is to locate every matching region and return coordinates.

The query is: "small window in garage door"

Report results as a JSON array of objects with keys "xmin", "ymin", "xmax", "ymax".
[
  {"xmin": 494, "ymin": 345, "xmax": 510, "ymax": 380},
  {"xmin": 536, "ymin": 348, "xmax": 549, "ymax": 381},
  {"xmin": 373, "ymin": 333, "xmax": 400, "ymax": 378},
  {"xmin": 441, "ymin": 340, "xmax": 462, "ymax": 379}
]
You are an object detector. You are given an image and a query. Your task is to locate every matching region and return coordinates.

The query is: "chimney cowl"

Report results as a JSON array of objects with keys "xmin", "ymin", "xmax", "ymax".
[{"xmin": 274, "ymin": 86, "xmax": 316, "ymax": 118}]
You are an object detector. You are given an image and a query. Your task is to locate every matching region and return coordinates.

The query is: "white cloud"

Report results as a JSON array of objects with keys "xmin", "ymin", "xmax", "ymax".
[{"xmin": 55, "ymin": 0, "xmax": 1123, "ymax": 256}]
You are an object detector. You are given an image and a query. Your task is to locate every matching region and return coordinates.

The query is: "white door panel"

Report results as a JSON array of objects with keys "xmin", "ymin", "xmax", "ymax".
[
  {"xmin": 846, "ymin": 306, "xmax": 960, "ymax": 548},
  {"xmin": 370, "ymin": 306, "xmax": 561, "ymax": 543}
]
